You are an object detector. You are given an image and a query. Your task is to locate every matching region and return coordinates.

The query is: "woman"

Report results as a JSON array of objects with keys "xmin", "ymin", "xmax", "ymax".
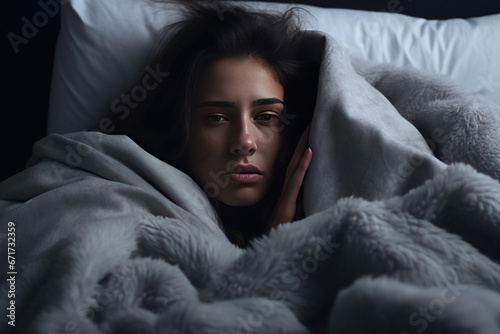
[{"xmin": 109, "ymin": 0, "xmax": 319, "ymax": 247}]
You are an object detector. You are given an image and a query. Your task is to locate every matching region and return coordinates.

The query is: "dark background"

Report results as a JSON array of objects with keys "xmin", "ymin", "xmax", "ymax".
[{"xmin": 2, "ymin": 0, "xmax": 500, "ymax": 182}]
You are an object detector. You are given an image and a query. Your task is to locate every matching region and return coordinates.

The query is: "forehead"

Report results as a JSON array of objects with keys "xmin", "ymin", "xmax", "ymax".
[{"xmin": 197, "ymin": 57, "xmax": 284, "ymax": 101}]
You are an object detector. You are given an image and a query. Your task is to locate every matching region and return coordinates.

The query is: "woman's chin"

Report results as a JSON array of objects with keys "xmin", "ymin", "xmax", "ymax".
[{"xmin": 217, "ymin": 191, "xmax": 262, "ymax": 207}]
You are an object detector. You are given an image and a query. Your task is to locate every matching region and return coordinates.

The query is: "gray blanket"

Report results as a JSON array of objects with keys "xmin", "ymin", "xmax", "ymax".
[{"xmin": 2, "ymin": 33, "xmax": 500, "ymax": 334}]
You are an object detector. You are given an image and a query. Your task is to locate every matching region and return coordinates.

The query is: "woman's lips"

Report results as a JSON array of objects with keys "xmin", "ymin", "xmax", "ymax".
[{"xmin": 228, "ymin": 173, "xmax": 262, "ymax": 183}]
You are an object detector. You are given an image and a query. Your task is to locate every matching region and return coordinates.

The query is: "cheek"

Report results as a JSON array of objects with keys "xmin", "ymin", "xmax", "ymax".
[
  {"xmin": 188, "ymin": 127, "xmax": 224, "ymax": 164},
  {"xmin": 257, "ymin": 128, "xmax": 285, "ymax": 164}
]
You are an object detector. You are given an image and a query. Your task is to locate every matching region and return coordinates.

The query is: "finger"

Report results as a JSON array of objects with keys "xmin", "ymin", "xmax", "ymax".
[
  {"xmin": 276, "ymin": 148, "xmax": 312, "ymax": 227},
  {"xmin": 267, "ymin": 147, "xmax": 313, "ymax": 232},
  {"xmin": 285, "ymin": 124, "xmax": 311, "ymax": 181},
  {"xmin": 281, "ymin": 147, "xmax": 313, "ymax": 205},
  {"xmin": 289, "ymin": 147, "xmax": 313, "ymax": 191}
]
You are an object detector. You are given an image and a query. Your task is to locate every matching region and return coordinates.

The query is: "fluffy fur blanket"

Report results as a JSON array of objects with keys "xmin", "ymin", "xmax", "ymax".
[{"xmin": 1, "ymin": 33, "xmax": 500, "ymax": 334}]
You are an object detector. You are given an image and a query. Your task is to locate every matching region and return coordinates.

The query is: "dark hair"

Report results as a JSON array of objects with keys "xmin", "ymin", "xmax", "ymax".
[{"xmin": 107, "ymin": 0, "xmax": 320, "ymax": 247}]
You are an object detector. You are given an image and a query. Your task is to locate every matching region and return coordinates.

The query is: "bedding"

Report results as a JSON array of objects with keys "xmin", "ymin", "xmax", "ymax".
[
  {"xmin": 2, "ymin": 30, "xmax": 500, "ymax": 333},
  {"xmin": 47, "ymin": 0, "xmax": 500, "ymax": 134}
]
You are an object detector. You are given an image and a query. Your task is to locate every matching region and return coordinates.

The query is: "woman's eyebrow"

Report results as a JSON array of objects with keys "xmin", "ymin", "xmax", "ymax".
[
  {"xmin": 196, "ymin": 98, "xmax": 284, "ymax": 109},
  {"xmin": 252, "ymin": 98, "xmax": 284, "ymax": 107}
]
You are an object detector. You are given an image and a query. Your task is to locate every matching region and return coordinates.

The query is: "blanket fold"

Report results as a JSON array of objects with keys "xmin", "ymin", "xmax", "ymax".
[{"xmin": 2, "ymin": 32, "xmax": 500, "ymax": 333}]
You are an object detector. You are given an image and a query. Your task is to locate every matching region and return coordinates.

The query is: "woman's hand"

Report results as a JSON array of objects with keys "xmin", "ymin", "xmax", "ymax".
[{"xmin": 265, "ymin": 123, "xmax": 313, "ymax": 234}]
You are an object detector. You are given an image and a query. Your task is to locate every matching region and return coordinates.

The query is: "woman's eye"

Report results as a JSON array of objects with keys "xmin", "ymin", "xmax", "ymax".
[
  {"xmin": 255, "ymin": 113, "xmax": 281, "ymax": 122},
  {"xmin": 203, "ymin": 115, "xmax": 227, "ymax": 122},
  {"xmin": 202, "ymin": 113, "xmax": 282, "ymax": 123}
]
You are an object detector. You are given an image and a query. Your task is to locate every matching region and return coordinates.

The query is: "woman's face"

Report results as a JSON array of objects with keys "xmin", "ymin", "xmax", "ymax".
[{"xmin": 187, "ymin": 57, "xmax": 285, "ymax": 206}]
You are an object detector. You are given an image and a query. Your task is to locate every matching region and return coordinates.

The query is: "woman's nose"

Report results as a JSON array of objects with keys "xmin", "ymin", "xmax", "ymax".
[{"xmin": 229, "ymin": 119, "xmax": 257, "ymax": 155}]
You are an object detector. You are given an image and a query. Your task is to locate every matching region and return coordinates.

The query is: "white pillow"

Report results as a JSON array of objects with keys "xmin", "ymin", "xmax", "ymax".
[{"xmin": 48, "ymin": 0, "xmax": 500, "ymax": 134}]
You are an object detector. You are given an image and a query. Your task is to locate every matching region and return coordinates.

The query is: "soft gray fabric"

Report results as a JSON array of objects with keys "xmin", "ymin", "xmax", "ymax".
[
  {"xmin": 1, "ymin": 33, "xmax": 500, "ymax": 333},
  {"xmin": 305, "ymin": 34, "xmax": 500, "ymax": 213}
]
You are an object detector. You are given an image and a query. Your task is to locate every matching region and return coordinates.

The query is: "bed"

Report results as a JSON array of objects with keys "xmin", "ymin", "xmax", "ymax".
[
  {"xmin": 2, "ymin": 0, "xmax": 500, "ymax": 333},
  {"xmin": 3, "ymin": 0, "xmax": 500, "ymax": 181}
]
